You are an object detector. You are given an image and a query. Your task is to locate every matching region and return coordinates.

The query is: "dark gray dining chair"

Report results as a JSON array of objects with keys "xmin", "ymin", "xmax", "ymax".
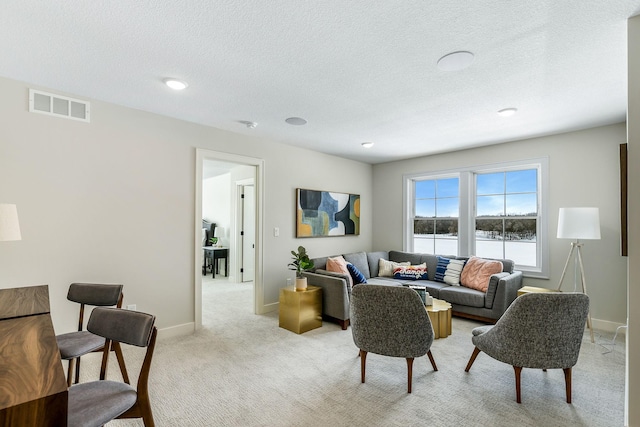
[
  {"xmin": 464, "ymin": 292, "xmax": 589, "ymax": 403},
  {"xmin": 67, "ymin": 307, "xmax": 158, "ymax": 427},
  {"xmin": 350, "ymin": 284, "xmax": 438, "ymax": 393},
  {"xmin": 55, "ymin": 283, "xmax": 129, "ymax": 386}
]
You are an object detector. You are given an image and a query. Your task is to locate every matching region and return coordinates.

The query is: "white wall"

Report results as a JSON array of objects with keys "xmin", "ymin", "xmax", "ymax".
[
  {"xmin": 372, "ymin": 124, "xmax": 627, "ymax": 327},
  {"xmin": 0, "ymin": 76, "xmax": 373, "ymax": 334},
  {"xmin": 626, "ymin": 14, "xmax": 640, "ymax": 427},
  {"xmin": 203, "ymin": 173, "xmax": 231, "ymax": 247}
]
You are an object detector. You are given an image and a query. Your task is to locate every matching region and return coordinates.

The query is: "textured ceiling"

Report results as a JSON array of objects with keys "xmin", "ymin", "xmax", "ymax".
[{"xmin": 1, "ymin": 1, "xmax": 639, "ymax": 164}]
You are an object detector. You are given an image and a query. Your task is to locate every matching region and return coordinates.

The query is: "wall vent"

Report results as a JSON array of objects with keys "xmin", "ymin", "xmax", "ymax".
[{"xmin": 29, "ymin": 89, "xmax": 90, "ymax": 123}]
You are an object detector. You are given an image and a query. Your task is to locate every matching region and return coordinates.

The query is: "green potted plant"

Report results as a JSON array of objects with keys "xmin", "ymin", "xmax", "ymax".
[{"xmin": 288, "ymin": 246, "xmax": 314, "ymax": 290}]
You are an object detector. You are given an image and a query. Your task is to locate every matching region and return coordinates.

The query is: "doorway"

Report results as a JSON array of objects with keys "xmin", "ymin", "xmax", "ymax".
[{"xmin": 195, "ymin": 149, "xmax": 264, "ymax": 330}]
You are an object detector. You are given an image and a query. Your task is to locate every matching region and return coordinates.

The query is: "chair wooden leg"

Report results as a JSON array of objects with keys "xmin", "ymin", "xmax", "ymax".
[
  {"xmin": 74, "ymin": 356, "xmax": 82, "ymax": 384},
  {"xmin": 113, "ymin": 341, "xmax": 130, "ymax": 384},
  {"xmin": 360, "ymin": 350, "xmax": 367, "ymax": 384},
  {"xmin": 406, "ymin": 358, "xmax": 414, "ymax": 393},
  {"xmin": 465, "ymin": 347, "xmax": 481, "ymax": 372},
  {"xmin": 514, "ymin": 366, "xmax": 523, "ymax": 403},
  {"xmin": 426, "ymin": 350, "xmax": 438, "ymax": 371},
  {"xmin": 564, "ymin": 368, "xmax": 572, "ymax": 404},
  {"xmin": 66, "ymin": 359, "xmax": 75, "ymax": 387}
]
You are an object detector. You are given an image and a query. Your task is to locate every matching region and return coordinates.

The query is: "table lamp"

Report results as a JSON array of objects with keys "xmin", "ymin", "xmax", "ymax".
[
  {"xmin": 556, "ymin": 207, "xmax": 600, "ymax": 342},
  {"xmin": 0, "ymin": 204, "xmax": 21, "ymax": 242}
]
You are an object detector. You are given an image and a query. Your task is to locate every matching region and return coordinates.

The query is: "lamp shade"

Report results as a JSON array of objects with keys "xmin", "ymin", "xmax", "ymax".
[
  {"xmin": 557, "ymin": 207, "xmax": 600, "ymax": 240},
  {"xmin": 0, "ymin": 204, "xmax": 22, "ymax": 241}
]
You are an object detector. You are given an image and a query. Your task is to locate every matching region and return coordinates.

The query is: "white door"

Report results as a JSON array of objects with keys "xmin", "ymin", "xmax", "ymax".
[{"xmin": 241, "ymin": 185, "xmax": 255, "ymax": 282}]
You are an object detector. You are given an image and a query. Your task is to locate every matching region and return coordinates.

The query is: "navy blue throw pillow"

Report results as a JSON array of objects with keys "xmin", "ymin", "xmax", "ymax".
[{"xmin": 347, "ymin": 263, "xmax": 367, "ymax": 285}]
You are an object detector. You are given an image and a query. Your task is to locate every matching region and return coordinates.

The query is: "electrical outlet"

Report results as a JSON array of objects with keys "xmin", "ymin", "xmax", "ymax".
[
  {"xmin": 126, "ymin": 304, "xmax": 136, "ymax": 311},
  {"xmin": 274, "ymin": 227, "xmax": 279, "ymax": 237}
]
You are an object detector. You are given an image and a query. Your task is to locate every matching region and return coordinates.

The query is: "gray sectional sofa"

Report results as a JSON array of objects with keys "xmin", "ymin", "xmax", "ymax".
[{"xmin": 302, "ymin": 250, "xmax": 523, "ymax": 330}]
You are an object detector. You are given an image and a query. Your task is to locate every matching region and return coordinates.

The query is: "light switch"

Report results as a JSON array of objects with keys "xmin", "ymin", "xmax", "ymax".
[{"xmin": 274, "ymin": 227, "xmax": 279, "ymax": 237}]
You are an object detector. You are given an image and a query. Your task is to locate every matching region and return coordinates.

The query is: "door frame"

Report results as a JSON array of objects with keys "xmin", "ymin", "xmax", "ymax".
[{"xmin": 195, "ymin": 149, "xmax": 265, "ymax": 330}]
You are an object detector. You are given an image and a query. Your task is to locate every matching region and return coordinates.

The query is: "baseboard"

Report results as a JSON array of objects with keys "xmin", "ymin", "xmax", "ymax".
[
  {"xmin": 258, "ymin": 301, "xmax": 278, "ymax": 315},
  {"xmin": 591, "ymin": 317, "xmax": 627, "ymax": 334},
  {"xmin": 158, "ymin": 322, "xmax": 194, "ymax": 340}
]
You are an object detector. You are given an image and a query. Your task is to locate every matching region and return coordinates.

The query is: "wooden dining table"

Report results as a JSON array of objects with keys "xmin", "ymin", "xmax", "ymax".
[{"xmin": 0, "ymin": 285, "xmax": 68, "ymax": 426}]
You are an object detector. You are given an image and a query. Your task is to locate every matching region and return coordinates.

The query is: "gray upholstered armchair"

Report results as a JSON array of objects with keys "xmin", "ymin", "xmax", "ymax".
[
  {"xmin": 350, "ymin": 284, "xmax": 438, "ymax": 393},
  {"xmin": 464, "ymin": 292, "xmax": 589, "ymax": 403}
]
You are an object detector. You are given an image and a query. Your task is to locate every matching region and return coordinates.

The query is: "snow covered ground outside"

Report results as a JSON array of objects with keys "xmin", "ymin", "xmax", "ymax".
[{"xmin": 414, "ymin": 234, "xmax": 536, "ymax": 266}]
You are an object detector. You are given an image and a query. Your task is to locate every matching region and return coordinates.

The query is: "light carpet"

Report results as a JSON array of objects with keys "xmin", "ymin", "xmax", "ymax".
[{"xmin": 80, "ymin": 278, "xmax": 625, "ymax": 426}]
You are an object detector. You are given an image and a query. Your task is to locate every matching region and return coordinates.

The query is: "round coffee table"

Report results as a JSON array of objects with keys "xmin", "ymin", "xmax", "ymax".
[{"xmin": 426, "ymin": 298, "xmax": 452, "ymax": 339}]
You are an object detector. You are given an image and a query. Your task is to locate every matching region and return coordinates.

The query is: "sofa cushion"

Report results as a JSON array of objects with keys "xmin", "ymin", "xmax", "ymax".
[
  {"xmin": 444, "ymin": 258, "xmax": 465, "ymax": 285},
  {"xmin": 310, "ymin": 256, "xmax": 328, "ymax": 272},
  {"xmin": 439, "ymin": 286, "xmax": 485, "ymax": 308},
  {"xmin": 388, "ymin": 250, "xmax": 424, "ymax": 266},
  {"xmin": 460, "ymin": 256, "xmax": 503, "ymax": 292},
  {"xmin": 366, "ymin": 251, "xmax": 389, "ymax": 278},
  {"xmin": 418, "ymin": 280, "xmax": 449, "ymax": 299},
  {"xmin": 393, "ymin": 263, "xmax": 428, "ymax": 280},
  {"xmin": 343, "ymin": 252, "xmax": 371, "ymax": 279},
  {"xmin": 326, "ymin": 256, "xmax": 353, "ymax": 288},
  {"xmin": 434, "ymin": 256, "xmax": 450, "ymax": 282},
  {"xmin": 346, "ymin": 263, "xmax": 367, "ymax": 285},
  {"xmin": 378, "ymin": 259, "xmax": 410, "ymax": 277},
  {"xmin": 457, "ymin": 256, "xmax": 514, "ymax": 274},
  {"xmin": 366, "ymin": 277, "xmax": 402, "ymax": 286}
]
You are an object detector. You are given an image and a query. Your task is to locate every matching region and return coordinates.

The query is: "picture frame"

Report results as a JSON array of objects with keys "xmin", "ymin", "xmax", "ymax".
[{"xmin": 296, "ymin": 188, "xmax": 360, "ymax": 237}]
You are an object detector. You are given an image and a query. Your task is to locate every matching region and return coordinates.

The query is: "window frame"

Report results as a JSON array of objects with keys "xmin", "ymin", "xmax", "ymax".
[{"xmin": 403, "ymin": 158, "xmax": 549, "ymax": 278}]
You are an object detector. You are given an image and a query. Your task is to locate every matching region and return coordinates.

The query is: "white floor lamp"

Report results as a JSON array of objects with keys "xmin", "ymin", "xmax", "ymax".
[
  {"xmin": 556, "ymin": 207, "xmax": 600, "ymax": 343},
  {"xmin": 0, "ymin": 204, "xmax": 22, "ymax": 242}
]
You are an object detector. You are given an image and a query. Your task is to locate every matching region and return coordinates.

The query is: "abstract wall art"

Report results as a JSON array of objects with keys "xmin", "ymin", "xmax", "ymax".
[{"xmin": 296, "ymin": 188, "xmax": 360, "ymax": 237}]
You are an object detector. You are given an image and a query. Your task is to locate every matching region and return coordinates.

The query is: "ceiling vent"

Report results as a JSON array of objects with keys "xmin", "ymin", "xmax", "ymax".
[{"xmin": 29, "ymin": 89, "xmax": 90, "ymax": 122}]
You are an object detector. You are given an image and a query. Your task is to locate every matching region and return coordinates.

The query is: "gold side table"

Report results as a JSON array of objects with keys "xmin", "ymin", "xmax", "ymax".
[
  {"xmin": 426, "ymin": 298, "xmax": 452, "ymax": 339},
  {"xmin": 279, "ymin": 285, "xmax": 322, "ymax": 334}
]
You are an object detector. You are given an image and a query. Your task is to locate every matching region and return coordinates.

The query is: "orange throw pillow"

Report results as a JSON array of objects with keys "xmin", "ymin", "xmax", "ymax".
[
  {"xmin": 460, "ymin": 256, "xmax": 503, "ymax": 292},
  {"xmin": 326, "ymin": 256, "xmax": 353, "ymax": 288}
]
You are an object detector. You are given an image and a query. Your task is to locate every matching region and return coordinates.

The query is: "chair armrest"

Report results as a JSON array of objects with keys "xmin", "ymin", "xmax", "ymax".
[
  {"xmin": 485, "ymin": 271, "xmax": 523, "ymax": 311},
  {"xmin": 302, "ymin": 270, "xmax": 351, "ymax": 321}
]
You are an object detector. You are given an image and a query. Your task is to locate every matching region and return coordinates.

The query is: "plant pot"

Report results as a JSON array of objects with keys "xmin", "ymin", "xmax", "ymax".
[{"xmin": 295, "ymin": 277, "xmax": 308, "ymax": 291}]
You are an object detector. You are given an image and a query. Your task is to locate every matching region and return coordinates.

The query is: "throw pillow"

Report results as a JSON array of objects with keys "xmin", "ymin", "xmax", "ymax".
[
  {"xmin": 378, "ymin": 259, "xmax": 411, "ymax": 277},
  {"xmin": 434, "ymin": 256, "xmax": 451, "ymax": 282},
  {"xmin": 460, "ymin": 256, "xmax": 503, "ymax": 292},
  {"xmin": 346, "ymin": 263, "xmax": 367, "ymax": 285},
  {"xmin": 393, "ymin": 263, "xmax": 428, "ymax": 280},
  {"xmin": 444, "ymin": 259, "xmax": 465, "ymax": 286},
  {"xmin": 326, "ymin": 256, "xmax": 353, "ymax": 288}
]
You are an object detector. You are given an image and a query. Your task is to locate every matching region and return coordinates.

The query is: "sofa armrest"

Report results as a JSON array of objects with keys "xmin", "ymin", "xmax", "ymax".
[
  {"xmin": 302, "ymin": 270, "xmax": 351, "ymax": 322},
  {"xmin": 485, "ymin": 271, "xmax": 523, "ymax": 312}
]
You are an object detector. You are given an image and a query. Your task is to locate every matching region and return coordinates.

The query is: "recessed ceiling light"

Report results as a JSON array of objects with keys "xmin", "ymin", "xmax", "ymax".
[
  {"xmin": 437, "ymin": 51, "xmax": 475, "ymax": 71},
  {"xmin": 163, "ymin": 78, "xmax": 188, "ymax": 90},
  {"xmin": 285, "ymin": 117, "xmax": 307, "ymax": 126},
  {"xmin": 361, "ymin": 142, "xmax": 374, "ymax": 148},
  {"xmin": 239, "ymin": 120, "xmax": 257, "ymax": 129},
  {"xmin": 497, "ymin": 108, "xmax": 518, "ymax": 117}
]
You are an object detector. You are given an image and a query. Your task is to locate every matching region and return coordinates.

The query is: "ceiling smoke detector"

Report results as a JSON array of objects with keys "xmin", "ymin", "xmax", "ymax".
[
  {"xmin": 285, "ymin": 117, "xmax": 307, "ymax": 126},
  {"xmin": 239, "ymin": 120, "xmax": 257, "ymax": 129}
]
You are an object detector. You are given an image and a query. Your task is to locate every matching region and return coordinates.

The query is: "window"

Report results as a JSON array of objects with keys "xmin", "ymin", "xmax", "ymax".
[
  {"xmin": 404, "ymin": 159, "xmax": 548, "ymax": 277},
  {"xmin": 475, "ymin": 170, "xmax": 538, "ymax": 267},
  {"xmin": 413, "ymin": 177, "xmax": 459, "ymax": 254}
]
